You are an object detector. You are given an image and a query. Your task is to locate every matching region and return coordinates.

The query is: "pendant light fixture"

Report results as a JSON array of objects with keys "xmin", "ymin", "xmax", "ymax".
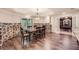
[{"xmin": 36, "ymin": 8, "xmax": 40, "ymax": 20}]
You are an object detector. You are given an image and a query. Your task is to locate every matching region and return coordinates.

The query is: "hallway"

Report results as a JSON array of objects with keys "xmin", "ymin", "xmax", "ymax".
[{"xmin": 1, "ymin": 31, "xmax": 79, "ymax": 50}]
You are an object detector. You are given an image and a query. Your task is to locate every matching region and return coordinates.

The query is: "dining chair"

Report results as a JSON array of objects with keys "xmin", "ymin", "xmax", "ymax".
[
  {"xmin": 20, "ymin": 27, "xmax": 30, "ymax": 48},
  {"xmin": 42, "ymin": 25, "xmax": 46, "ymax": 38},
  {"xmin": 36, "ymin": 27, "xmax": 42, "ymax": 39}
]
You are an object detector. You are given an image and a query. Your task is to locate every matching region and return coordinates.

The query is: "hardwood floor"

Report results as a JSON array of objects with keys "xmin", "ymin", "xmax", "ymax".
[{"xmin": 1, "ymin": 31, "xmax": 79, "ymax": 50}]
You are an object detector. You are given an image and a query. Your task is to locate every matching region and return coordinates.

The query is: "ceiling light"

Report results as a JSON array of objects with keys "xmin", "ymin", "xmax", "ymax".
[{"xmin": 30, "ymin": 8, "xmax": 49, "ymax": 13}]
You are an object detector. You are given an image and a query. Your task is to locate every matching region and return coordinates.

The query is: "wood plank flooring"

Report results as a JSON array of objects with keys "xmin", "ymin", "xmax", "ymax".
[{"xmin": 1, "ymin": 31, "xmax": 79, "ymax": 50}]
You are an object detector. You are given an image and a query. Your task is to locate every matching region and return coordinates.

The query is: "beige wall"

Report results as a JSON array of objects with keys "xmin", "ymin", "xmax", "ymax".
[
  {"xmin": 76, "ymin": 15, "xmax": 79, "ymax": 29},
  {"xmin": 51, "ymin": 16, "xmax": 60, "ymax": 33}
]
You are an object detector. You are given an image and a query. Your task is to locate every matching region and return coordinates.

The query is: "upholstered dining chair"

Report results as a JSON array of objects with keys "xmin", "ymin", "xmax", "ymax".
[
  {"xmin": 20, "ymin": 27, "xmax": 30, "ymax": 48},
  {"xmin": 36, "ymin": 27, "xmax": 42, "ymax": 39}
]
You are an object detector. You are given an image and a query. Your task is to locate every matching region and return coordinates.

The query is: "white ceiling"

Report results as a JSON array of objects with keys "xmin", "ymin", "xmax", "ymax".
[{"xmin": 12, "ymin": 8, "xmax": 79, "ymax": 16}]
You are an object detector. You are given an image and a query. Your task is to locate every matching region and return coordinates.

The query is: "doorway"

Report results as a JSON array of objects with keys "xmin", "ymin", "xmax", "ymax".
[{"xmin": 60, "ymin": 16, "xmax": 72, "ymax": 32}]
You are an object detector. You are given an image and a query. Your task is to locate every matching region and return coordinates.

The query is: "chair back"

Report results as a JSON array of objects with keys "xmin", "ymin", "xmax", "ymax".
[{"xmin": 20, "ymin": 27, "xmax": 25, "ymax": 37}]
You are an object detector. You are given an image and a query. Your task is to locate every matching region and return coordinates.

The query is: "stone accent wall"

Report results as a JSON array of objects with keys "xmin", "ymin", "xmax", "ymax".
[{"xmin": 0, "ymin": 23, "xmax": 20, "ymax": 47}]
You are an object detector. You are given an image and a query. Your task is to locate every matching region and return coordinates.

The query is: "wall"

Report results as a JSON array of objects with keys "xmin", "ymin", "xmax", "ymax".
[
  {"xmin": 0, "ymin": 23, "xmax": 20, "ymax": 46},
  {"xmin": 51, "ymin": 16, "xmax": 60, "ymax": 33},
  {"xmin": 75, "ymin": 15, "xmax": 79, "ymax": 30}
]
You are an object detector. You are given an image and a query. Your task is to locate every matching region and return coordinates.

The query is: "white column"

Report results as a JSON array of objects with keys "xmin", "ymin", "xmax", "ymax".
[{"xmin": 51, "ymin": 16, "xmax": 60, "ymax": 33}]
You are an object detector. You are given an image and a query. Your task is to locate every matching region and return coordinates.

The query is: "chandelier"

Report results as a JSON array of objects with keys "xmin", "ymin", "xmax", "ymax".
[{"xmin": 35, "ymin": 8, "xmax": 40, "ymax": 19}]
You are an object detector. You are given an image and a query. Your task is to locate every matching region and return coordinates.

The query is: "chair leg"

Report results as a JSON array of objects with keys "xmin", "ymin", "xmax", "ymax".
[
  {"xmin": 21, "ymin": 37, "xmax": 25, "ymax": 48},
  {"xmin": 21, "ymin": 39, "xmax": 24, "ymax": 48},
  {"xmin": 26, "ymin": 36, "xmax": 30, "ymax": 47}
]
